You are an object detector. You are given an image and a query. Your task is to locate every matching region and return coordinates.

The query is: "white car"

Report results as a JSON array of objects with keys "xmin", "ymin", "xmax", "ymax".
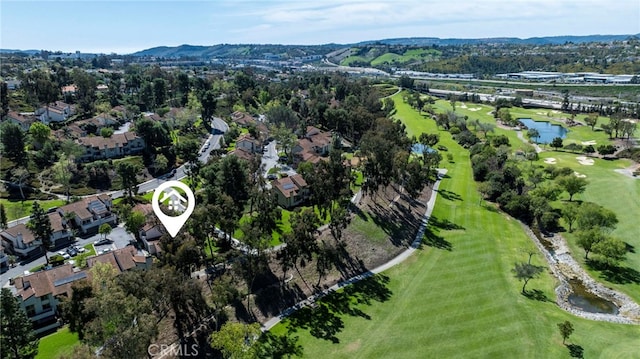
[{"xmin": 57, "ymin": 251, "xmax": 71, "ymax": 260}]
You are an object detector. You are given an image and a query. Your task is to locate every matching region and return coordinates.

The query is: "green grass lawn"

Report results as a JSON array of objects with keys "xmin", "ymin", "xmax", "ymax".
[
  {"xmin": 35, "ymin": 326, "xmax": 80, "ymax": 359},
  {"xmin": 536, "ymin": 150, "xmax": 640, "ymax": 302},
  {"xmin": 0, "ymin": 199, "xmax": 66, "ymax": 221},
  {"xmin": 270, "ymin": 91, "xmax": 640, "ymax": 358}
]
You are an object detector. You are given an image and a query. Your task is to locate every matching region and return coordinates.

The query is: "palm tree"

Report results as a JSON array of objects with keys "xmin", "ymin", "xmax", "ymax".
[{"xmin": 527, "ymin": 128, "xmax": 540, "ymax": 144}]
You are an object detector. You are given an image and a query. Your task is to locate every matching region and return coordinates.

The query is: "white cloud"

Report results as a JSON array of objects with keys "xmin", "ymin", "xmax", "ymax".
[{"xmin": 225, "ymin": 0, "xmax": 639, "ymax": 43}]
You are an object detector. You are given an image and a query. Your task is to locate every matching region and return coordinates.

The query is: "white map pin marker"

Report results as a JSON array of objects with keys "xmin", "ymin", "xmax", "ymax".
[{"xmin": 152, "ymin": 180, "xmax": 195, "ymax": 238}]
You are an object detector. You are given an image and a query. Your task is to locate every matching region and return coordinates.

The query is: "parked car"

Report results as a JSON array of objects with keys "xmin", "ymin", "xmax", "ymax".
[
  {"xmin": 57, "ymin": 251, "xmax": 71, "ymax": 260},
  {"xmin": 267, "ymin": 174, "xmax": 277, "ymax": 180},
  {"xmin": 94, "ymin": 238, "xmax": 111, "ymax": 246},
  {"xmin": 66, "ymin": 247, "xmax": 78, "ymax": 257},
  {"xmin": 75, "ymin": 245, "xmax": 86, "ymax": 253}
]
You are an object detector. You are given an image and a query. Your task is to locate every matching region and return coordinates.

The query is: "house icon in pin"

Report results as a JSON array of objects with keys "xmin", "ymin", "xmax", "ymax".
[{"xmin": 160, "ymin": 188, "xmax": 188, "ymax": 213}]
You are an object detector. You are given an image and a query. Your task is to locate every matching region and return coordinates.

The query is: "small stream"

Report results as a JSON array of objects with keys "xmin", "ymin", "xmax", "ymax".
[{"xmin": 567, "ymin": 279, "xmax": 619, "ymax": 314}]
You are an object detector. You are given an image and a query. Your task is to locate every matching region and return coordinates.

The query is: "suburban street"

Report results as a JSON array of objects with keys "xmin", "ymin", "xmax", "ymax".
[{"xmin": 1, "ymin": 117, "xmax": 228, "ymax": 283}]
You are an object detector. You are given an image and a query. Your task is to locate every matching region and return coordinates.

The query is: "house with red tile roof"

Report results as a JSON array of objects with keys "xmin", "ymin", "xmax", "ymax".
[
  {"xmin": 0, "ymin": 224, "xmax": 41, "ymax": 258},
  {"xmin": 236, "ymin": 133, "xmax": 261, "ymax": 154},
  {"xmin": 10, "ymin": 245, "xmax": 151, "ymax": 334},
  {"xmin": 57, "ymin": 195, "xmax": 116, "ymax": 235},
  {"xmin": 75, "ymin": 113, "xmax": 118, "ymax": 134},
  {"xmin": 292, "ymin": 126, "xmax": 334, "ymax": 165},
  {"xmin": 76, "ymin": 131, "xmax": 145, "ymax": 162},
  {"xmin": 12, "ymin": 263, "xmax": 88, "ymax": 333},
  {"xmin": 87, "ymin": 246, "xmax": 152, "ymax": 273},
  {"xmin": 228, "ymin": 147, "xmax": 255, "ymax": 162},
  {"xmin": 37, "ymin": 101, "xmax": 76, "ymax": 124},
  {"xmin": 7, "ymin": 111, "xmax": 36, "ymax": 131},
  {"xmin": 271, "ymin": 174, "xmax": 310, "ymax": 208},
  {"xmin": 0, "ymin": 213, "xmax": 72, "ymax": 258}
]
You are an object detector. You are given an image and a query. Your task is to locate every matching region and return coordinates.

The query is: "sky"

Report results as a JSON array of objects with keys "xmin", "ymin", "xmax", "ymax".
[{"xmin": 1, "ymin": 0, "xmax": 639, "ymax": 54}]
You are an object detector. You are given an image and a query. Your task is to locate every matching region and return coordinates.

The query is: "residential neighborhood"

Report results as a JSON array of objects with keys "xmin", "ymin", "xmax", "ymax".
[{"xmin": 1, "ymin": 15, "xmax": 639, "ymax": 358}]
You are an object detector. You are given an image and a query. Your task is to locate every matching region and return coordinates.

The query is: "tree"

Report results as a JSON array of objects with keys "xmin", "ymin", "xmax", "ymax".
[
  {"xmin": 0, "ymin": 203, "xmax": 7, "ymax": 230},
  {"xmin": 28, "ymin": 122, "xmax": 50, "ymax": 149},
  {"xmin": 72, "ymin": 68, "xmax": 97, "ymax": 115},
  {"xmin": 123, "ymin": 210, "xmax": 145, "ymax": 242},
  {"xmin": 174, "ymin": 139, "xmax": 200, "ymax": 185},
  {"xmin": 1, "ymin": 81, "xmax": 8, "ymax": 119},
  {"xmin": 59, "ymin": 280, "xmax": 94, "ymax": 340},
  {"xmin": 557, "ymin": 321, "xmax": 574, "ymax": 344},
  {"xmin": 272, "ymin": 123, "xmax": 297, "ymax": 159},
  {"xmin": 99, "ymin": 127, "xmax": 114, "ymax": 138},
  {"xmin": 550, "ymin": 137, "xmax": 563, "ymax": 150},
  {"xmin": 592, "ymin": 237, "xmax": 627, "ymax": 265},
  {"xmin": 511, "ymin": 262, "xmax": 544, "ymax": 293},
  {"xmin": 1, "ymin": 288, "xmax": 39, "ymax": 359},
  {"xmin": 98, "ymin": 223, "xmax": 112, "ymax": 240},
  {"xmin": 1, "ymin": 122, "xmax": 26, "ymax": 162},
  {"xmin": 83, "ymin": 263, "xmax": 157, "ymax": 359},
  {"xmin": 526, "ymin": 128, "xmax": 540, "ymax": 144},
  {"xmin": 597, "ymin": 144, "xmax": 616, "ymax": 157},
  {"xmin": 556, "ymin": 175, "xmax": 588, "ymax": 201},
  {"xmin": 584, "ymin": 113, "xmax": 598, "ymax": 131},
  {"xmin": 583, "ymin": 144, "xmax": 595, "ymax": 156},
  {"xmin": 562, "ymin": 202, "xmax": 580, "ymax": 232},
  {"xmin": 200, "ymin": 89, "xmax": 217, "ymax": 122},
  {"xmin": 116, "ymin": 161, "xmax": 141, "ymax": 200},
  {"xmin": 210, "ymin": 322, "xmax": 261, "ymax": 359},
  {"xmin": 575, "ymin": 228, "xmax": 606, "ymax": 260},
  {"xmin": 576, "ymin": 202, "xmax": 618, "ymax": 232},
  {"xmin": 26, "ymin": 201, "xmax": 53, "ymax": 265},
  {"xmin": 11, "ymin": 167, "xmax": 30, "ymax": 200}
]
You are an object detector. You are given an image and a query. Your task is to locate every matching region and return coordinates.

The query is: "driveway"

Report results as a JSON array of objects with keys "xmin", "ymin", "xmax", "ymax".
[{"xmin": 261, "ymin": 140, "xmax": 278, "ymax": 177}]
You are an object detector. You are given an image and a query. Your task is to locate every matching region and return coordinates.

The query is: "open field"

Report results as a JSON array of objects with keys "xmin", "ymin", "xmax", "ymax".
[
  {"xmin": 35, "ymin": 327, "xmax": 80, "ymax": 359},
  {"xmin": 270, "ymin": 92, "xmax": 640, "ymax": 357}
]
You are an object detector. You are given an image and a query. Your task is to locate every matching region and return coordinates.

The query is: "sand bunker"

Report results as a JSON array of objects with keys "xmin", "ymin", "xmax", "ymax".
[
  {"xmin": 574, "ymin": 171, "xmax": 587, "ymax": 178},
  {"xmin": 544, "ymin": 158, "xmax": 557, "ymax": 164},
  {"xmin": 459, "ymin": 103, "xmax": 468, "ymax": 109},
  {"xmin": 552, "ymin": 110, "xmax": 561, "ymax": 113},
  {"xmin": 468, "ymin": 107, "xmax": 482, "ymax": 112},
  {"xmin": 581, "ymin": 140, "xmax": 597, "ymax": 146},
  {"xmin": 576, "ymin": 156, "xmax": 595, "ymax": 165}
]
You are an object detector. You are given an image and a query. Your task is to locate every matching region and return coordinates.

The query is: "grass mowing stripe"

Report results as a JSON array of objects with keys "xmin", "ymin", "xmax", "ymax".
[{"xmin": 272, "ymin": 91, "xmax": 640, "ymax": 358}]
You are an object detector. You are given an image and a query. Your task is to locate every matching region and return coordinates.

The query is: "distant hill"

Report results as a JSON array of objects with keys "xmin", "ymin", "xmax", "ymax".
[
  {"xmin": 3, "ymin": 34, "xmax": 638, "ymax": 58},
  {"xmin": 358, "ymin": 34, "xmax": 640, "ymax": 46},
  {"xmin": 129, "ymin": 34, "xmax": 638, "ymax": 58},
  {"xmin": 131, "ymin": 43, "xmax": 343, "ymax": 59}
]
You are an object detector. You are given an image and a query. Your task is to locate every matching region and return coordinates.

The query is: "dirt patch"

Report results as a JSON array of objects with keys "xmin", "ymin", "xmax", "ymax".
[{"xmin": 345, "ymin": 339, "xmax": 362, "ymax": 352}]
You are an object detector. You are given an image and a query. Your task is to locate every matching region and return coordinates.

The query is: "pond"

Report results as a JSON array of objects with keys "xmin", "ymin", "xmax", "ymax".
[
  {"xmin": 567, "ymin": 279, "xmax": 619, "ymax": 314},
  {"xmin": 518, "ymin": 118, "xmax": 567, "ymax": 144},
  {"xmin": 411, "ymin": 143, "xmax": 436, "ymax": 155}
]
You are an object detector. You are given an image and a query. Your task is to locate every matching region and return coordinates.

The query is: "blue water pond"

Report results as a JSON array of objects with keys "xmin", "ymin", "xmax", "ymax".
[{"xmin": 519, "ymin": 118, "xmax": 568, "ymax": 144}]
